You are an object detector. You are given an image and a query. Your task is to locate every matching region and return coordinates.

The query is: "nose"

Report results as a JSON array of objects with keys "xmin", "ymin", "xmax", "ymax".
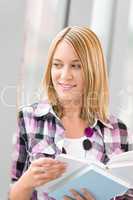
[{"xmin": 60, "ymin": 65, "xmax": 73, "ymax": 80}]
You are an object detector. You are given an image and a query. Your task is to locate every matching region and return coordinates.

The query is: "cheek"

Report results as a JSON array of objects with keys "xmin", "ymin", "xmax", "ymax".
[
  {"xmin": 81, "ymin": 79, "xmax": 85, "ymax": 88},
  {"xmin": 77, "ymin": 74, "xmax": 84, "ymax": 89},
  {"xmin": 51, "ymin": 69, "xmax": 59, "ymax": 83}
]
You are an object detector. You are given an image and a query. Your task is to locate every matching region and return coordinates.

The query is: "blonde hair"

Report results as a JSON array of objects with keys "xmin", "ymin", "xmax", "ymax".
[{"xmin": 42, "ymin": 26, "xmax": 109, "ymax": 125}]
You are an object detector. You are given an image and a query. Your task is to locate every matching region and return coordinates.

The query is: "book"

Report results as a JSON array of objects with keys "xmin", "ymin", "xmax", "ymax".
[{"xmin": 37, "ymin": 151, "xmax": 133, "ymax": 200}]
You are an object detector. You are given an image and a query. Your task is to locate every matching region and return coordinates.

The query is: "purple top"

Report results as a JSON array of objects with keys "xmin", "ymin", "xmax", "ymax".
[{"xmin": 10, "ymin": 100, "xmax": 133, "ymax": 200}]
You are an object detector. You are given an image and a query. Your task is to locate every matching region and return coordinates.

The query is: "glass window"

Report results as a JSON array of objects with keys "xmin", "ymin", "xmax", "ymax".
[
  {"xmin": 18, "ymin": 0, "xmax": 68, "ymax": 106},
  {"xmin": 90, "ymin": 0, "xmax": 114, "ymax": 61},
  {"xmin": 119, "ymin": 0, "xmax": 133, "ymax": 131}
]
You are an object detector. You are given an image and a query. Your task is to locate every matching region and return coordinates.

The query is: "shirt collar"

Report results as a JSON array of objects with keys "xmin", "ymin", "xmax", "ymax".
[
  {"xmin": 34, "ymin": 100, "xmax": 60, "ymax": 120},
  {"xmin": 34, "ymin": 100, "xmax": 113, "ymax": 129}
]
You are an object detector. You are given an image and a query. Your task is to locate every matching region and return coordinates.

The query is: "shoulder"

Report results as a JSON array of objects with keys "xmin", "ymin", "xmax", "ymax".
[
  {"xmin": 104, "ymin": 114, "xmax": 130, "ymax": 152},
  {"xmin": 108, "ymin": 114, "xmax": 127, "ymax": 131},
  {"xmin": 17, "ymin": 100, "xmax": 54, "ymax": 135},
  {"xmin": 18, "ymin": 99, "xmax": 51, "ymax": 118},
  {"xmin": 108, "ymin": 114, "xmax": 129, "ymax": 147}
]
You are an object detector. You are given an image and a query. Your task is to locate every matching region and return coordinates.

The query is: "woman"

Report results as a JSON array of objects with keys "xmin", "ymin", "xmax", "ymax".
[{"xmin": 10, "ymin": 26, "xmax": 133, "ymax": 200}]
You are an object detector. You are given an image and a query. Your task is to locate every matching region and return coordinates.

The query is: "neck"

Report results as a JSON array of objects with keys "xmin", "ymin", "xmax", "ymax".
[
  {"xmin": 61, "ymin": 98, "xmax": 83, "ymax": 119},
  {"xmin": 63, "ymin": 107, "xmax": 81, "ymax": 119}
]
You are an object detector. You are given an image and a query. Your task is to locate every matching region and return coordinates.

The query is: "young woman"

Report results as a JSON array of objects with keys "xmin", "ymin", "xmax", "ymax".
[{"xmin": 9, "ymin": 26, "xmax": 133, "ymax": 200}]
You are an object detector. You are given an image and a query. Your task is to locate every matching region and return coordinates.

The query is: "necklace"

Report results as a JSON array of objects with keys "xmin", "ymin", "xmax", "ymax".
[
  {"xmin": 62, "ymin": 127, "xmax": 94, "ymax": 154},
  {"xmin": 82, "ymin": 127, "xmax": 94, "ymax": 150}
]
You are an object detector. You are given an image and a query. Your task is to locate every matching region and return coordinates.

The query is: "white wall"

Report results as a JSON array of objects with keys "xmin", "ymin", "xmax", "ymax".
[{"xmin": 0, "ymin": 0, "xmax": 25, "ymax": 198}]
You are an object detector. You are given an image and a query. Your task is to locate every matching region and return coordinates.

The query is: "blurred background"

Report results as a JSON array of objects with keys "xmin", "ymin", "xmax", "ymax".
[{"xmin": 0, "ymin": 0, "xmax": 133, "ymax": 199}]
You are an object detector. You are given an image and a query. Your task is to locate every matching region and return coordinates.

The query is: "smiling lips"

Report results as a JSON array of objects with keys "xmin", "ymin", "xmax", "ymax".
[{"xmin": 58, "ymin": 82, "xmax": 76, "ymax": 91}]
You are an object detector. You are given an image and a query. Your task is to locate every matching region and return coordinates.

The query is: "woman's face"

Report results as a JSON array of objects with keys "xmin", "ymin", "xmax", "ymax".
[{"xmin": 51, "ymin": 40, "xmax": 84, "ymax": 103}]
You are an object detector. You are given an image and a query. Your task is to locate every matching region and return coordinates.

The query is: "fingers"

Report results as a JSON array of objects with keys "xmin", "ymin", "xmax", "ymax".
[
  {"xmin": 43, "ymin": 162, "xmax": 67, "ymax": 175},
  {"xmin": 27, "ymin": 166, "xmax": 66, "ymax": 187},
  {"xmin": 68, "ymin": 188, "xmax": 95, "ymax": 200},
  {"xmin": 33, "ymin": 169, "xmax": 65, "ymax": 186},
  {"xmin": 31, "ymin": 158, "xmax": 67, "ymax": 171},
  {"xmin": 30, "ymin": 158, "xmax": 67, "ymax": 174},
  {"xmin": 80, "ymin": 188, "xmax": 95, "ymax": 200},
  {"xmin": 38, "ymin": 166, "xmax": 66, "ymax": 179},
  {"xmin": 69, "ymin": 189, "xmax": 84, "ymax": 200},
  {"xmin": 63, "ymin": 196, "xmax": 69, "ymax": 200},
  {"xmin": 47, "ymin": 162, "xmax": 67, "ymax": 170},
  {"xmin": 30, "ymin": 161, "xmax": 67, "ymax": 186},
  {"xmin": 63, "ymin": 196, "xmax": 73, "ymax": 200},
  {"xmin": 30, "ymin": 166, "xmax": 47, "ymax": 174},
  {"xmin": 32, "ymin": 157, "xmax": 61, "ymax": 166},
  {"xmin": 26, "ymin": 157, "xmax": 67, "ymax": 187}
]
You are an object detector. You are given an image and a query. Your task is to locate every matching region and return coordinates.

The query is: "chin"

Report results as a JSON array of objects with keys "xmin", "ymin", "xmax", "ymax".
[
  {"xmin": 58, "ymin": 95, "xmax": 73, "ymax": 101},
  {"xmin": 58, "ymin": 94, "xmax": 81, "ymax": 104}
]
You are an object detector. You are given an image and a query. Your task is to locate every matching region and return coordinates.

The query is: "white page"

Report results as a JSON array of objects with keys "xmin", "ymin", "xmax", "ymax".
[
  {"xmin": 107, "ymin": 164, "xmax": 133, "ymax": 186},
  {"xmin": 108, "ymin": 150, "xmax": 133, "ymax": 165}
]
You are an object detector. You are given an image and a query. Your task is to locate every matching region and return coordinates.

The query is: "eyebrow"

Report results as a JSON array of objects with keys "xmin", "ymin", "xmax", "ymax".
[{"xmin": 52, "ymin": 58, "xmax": 80, "ymax": 63}]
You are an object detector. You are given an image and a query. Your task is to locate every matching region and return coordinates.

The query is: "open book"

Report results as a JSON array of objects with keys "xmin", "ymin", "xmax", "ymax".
[{"xmin": 37, "ymin": 151, "xmax": 133, "ymax": 200}]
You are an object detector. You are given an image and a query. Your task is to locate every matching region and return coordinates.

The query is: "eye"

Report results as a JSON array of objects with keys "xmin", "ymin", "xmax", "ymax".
[
  {"xmin": 52, "ymin": 63, "xmax": 63, "ymax": 69},
  {"xmin": 71, "ymin": 64, "xmax": 81, "ymax": 69}
]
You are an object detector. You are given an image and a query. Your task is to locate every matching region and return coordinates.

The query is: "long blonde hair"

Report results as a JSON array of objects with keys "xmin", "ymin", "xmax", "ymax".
[{"xmin": 42, "ymin": 26, "xmax": 109, "ymax": 126}]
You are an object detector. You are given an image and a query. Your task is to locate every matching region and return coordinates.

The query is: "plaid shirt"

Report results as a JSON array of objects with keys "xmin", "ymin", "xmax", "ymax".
[{"xmin": 11, "ymin": 100, "xmax": 133, "ymax": 200}]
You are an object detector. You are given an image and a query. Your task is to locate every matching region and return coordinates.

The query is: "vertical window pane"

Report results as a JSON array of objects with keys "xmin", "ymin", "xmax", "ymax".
[
  {"xmin": 119, "ymin": 0, "xmax": 133, "ymax": 131},
  {"xmin": 90, "ymin": 0, "xmax": 114, "ymax": 61},
  {"xmin": 18, "ymin": 0, "xmax": 68, "ymax": 106}
]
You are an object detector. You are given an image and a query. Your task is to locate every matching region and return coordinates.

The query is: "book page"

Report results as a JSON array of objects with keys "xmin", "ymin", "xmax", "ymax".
[
  {"xmin": 108, "ymin": 165, "xmax": 133, "ymax": 186},
  {"xmin": 108, "ymin": 150, "xmax": 133, "ymax": 165},
  {"xmin": 106, "ymin": 151, "xmax": 133, "ymax": 186},
  {"xmin": 56, "ymin": 153, "xmax": 105, "ymax": 169}
]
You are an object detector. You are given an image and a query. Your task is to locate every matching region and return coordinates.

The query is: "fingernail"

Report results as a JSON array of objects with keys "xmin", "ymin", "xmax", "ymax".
[
  {"xmin": 69, "ymin": 188, "xmax": 75, "ymax": 192},
  {"xmin": 81, "ymin": 188, "xmax": 86, "ymax": 193}
]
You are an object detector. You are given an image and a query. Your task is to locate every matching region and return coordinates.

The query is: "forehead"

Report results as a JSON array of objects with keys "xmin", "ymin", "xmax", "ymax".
[{"xmin": 53, "ymin": 40, "xmax": 79, "ymax": 61}]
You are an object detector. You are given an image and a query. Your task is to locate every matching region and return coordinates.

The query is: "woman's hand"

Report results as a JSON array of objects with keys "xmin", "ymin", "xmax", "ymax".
[
  {"xmin": 19, "ymin": 157, "xmax": 67, "ymax": 190},
  {"xmin": 63, "ymin": 188, "xmax": 95, "ymax": 200}
]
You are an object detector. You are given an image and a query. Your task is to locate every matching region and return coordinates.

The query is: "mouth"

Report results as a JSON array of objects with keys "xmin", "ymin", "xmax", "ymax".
[{"xmin": 58, "ymin": 82, "xmax": 76, "ymax": 90}]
